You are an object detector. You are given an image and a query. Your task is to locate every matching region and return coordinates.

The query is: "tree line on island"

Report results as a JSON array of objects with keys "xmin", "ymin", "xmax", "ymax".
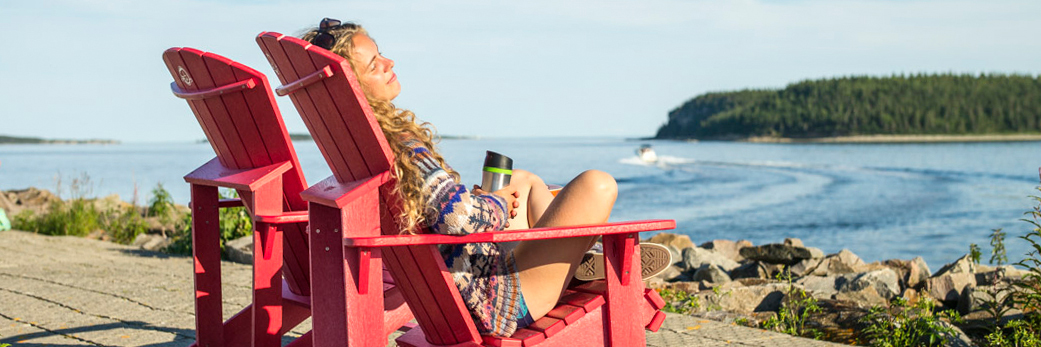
[{"xmin": 655, "ymin": 73, "xmax": 1041, "ymax": 140}]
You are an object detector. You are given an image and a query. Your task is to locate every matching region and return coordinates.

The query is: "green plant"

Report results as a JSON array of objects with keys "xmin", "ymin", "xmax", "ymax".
[
  {"xmin": 761, "ymin": 269, "xmax": 822, "ymax": 339},
  {"xmin": 103, "ymin": 206, "xmax": 149, "ymax": 244},
  {"xmin": 859, "ymin": 296, "xmax": 962, "ymax": 347},
  {"xmin": 985, "ymin": 317, "xmax": 1041, "ymax": 347},
  {"xmin": 657, "ymin": 287, "xmax": 701, "ymax": 314},
  {"xmin": 1016, "ymin": 187, "xmax": 1041, "ymax": 314},
  {"xmin": 147, "ymin": 183, "xmax": 176, "ymax": 226},
  {"xmin": 13, "ymin": 198, "xmax": 102, "ymax": 237},
  {"xmin": 163, "ymin": 189, "xmax": 252, "ymax": 257},
  {"xmin": 704, "ymin": 285, "xmax": 731, "ymax": 312},
  {"xmin": 991, "ymin": 228, "xmax": 1008, "ymax": 266},
  {"xmin": 971, "ymin": 243, "xmax": 983, "ymax": 264}
]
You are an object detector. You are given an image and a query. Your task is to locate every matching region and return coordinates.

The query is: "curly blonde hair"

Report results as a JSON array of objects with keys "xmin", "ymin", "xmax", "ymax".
[{"xmin": 301, "ymin": 22, "xmax": 459, "ymax": 234}]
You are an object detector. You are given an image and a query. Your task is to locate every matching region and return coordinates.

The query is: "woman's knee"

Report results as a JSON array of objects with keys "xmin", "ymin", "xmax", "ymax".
[
  {"xmin": 512, "ymin": 169, "xmax": 545, "ymax": 188},
  {"xmin": 574, "ymin": 170, "xmax": 617, "ymax": 200}
]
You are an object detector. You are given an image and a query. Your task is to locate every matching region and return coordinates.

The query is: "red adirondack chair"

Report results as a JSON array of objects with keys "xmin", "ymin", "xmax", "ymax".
[
  {"xmin": 162, "ymin": 47, "xmax": 412, "ymax": 347},
  {"xmin": 256, "ymin": 31, "xmax": 674, "ymax": 347}
]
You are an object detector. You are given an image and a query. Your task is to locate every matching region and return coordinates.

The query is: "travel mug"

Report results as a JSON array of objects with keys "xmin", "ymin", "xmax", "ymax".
[{"xmin": 481, "ymin": 151, "xmax": 513, "ymax": 192}]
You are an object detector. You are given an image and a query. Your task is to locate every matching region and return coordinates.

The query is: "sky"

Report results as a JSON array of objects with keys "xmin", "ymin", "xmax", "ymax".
[{"xmin": 1, "ymin": 0, "xmax": 1039, "ymax": 143}]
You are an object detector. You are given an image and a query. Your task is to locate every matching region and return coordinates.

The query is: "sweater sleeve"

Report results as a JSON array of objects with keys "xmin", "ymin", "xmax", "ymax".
[{"xmin": 408, "ymin": 140, "xmax": 508, "ymax": 235}]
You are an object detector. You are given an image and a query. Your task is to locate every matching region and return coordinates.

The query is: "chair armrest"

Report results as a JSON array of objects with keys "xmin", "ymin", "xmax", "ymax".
[
  {"xmin": 184, "ymin": 157, "xmax": 294, "ymax": 192},
  {"xmin": 343, "ymin": 219, "xmax": 676, "ymax": 248},
  {"xmin": 301, "ymin": 172, "xmax": 393, "ymax": 209},
  {"xmin": 255, "ymin": 210, "xmax": 309, "ymax": 224}
]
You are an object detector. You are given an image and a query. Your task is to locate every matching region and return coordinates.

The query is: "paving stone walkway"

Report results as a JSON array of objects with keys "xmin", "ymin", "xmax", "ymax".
[{"xmin": 0, "ymin": 230, "xmax": 845, "ymax": 346}]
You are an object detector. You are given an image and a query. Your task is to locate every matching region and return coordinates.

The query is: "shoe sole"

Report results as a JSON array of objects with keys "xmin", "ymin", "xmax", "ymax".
[{"xmin": 575, "ymin": 243, "xmax": 673, "ymax": 281}]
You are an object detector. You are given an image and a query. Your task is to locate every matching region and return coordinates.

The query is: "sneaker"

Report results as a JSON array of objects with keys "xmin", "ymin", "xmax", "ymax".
[{"xmin": 574, "ymin": 243, "xmax": 673, "ymax": 281}]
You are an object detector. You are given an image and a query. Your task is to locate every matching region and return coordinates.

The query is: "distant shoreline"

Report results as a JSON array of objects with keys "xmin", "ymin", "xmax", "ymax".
[
  {"xmin": 678, "ymin": 134, "xmax": 1041, "ymax": 144},
  {"xmin": 0, "ymin": 135, "xmax": 119, "ymax": 145}
]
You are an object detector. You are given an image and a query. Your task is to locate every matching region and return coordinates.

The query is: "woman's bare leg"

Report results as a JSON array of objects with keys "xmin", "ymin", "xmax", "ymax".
[
  {"xmin": 512, "ymin": 170, "xmax": 617, "ymax": 319},
  {"xmin": 504, "ymin": 169, "xmax": 555, "ymax": 230}
]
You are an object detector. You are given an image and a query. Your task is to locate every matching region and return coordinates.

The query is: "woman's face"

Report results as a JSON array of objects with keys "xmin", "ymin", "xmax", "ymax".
[{"xmin": 350, "ymin": 34, "xmax": 400, "ymax": 101}]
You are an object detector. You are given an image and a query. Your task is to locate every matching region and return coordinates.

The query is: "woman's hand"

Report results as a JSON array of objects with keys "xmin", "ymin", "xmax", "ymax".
[{"xmin": 473, "ymin": 184, "xmax": 519, "ymax": 228}]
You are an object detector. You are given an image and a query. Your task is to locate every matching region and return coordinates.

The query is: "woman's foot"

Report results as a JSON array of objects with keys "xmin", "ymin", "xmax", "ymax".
[{"xmin": 574, "ymin": 243, "xmax": 673, "ymax": 281}]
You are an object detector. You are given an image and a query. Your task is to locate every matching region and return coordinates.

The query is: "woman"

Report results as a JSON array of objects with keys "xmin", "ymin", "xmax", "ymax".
[{"xmin": 302, "ymin": 18, "xmax": 671, "ymax": 337}]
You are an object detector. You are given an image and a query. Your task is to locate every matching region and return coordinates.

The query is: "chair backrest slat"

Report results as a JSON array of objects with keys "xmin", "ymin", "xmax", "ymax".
[
  {"xmin": 164, "ymin": 47, "xmax": 311, "ymax": 295},
  {"xmin": 259, "ymin": 32, "xmax": 484, "ymax": 345},
  {"xmin": 257, "ymin": 33, "xmax": 394, "ymax": 183}
]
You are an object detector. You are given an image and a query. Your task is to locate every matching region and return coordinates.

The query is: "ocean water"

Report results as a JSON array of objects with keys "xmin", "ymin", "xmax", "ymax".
[{"xmin": 2, "ymin": 138, "xmax": 1039, "ymax": 270}]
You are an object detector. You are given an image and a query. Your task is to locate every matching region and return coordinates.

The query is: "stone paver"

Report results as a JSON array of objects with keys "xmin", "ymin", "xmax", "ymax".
[{"xmin": 0, "ymin": 230, "xmax": 844, "ymax": 346}]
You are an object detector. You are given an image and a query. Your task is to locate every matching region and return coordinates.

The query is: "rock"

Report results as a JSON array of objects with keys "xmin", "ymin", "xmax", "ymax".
[
  {"xmin": 729, "ymin": 262, "xmax": 769, "ymax": 280},
  {"xmin": 806, "ymin": 247, "xmax": 825, "ymax": 259},
  {"xmin": 842, "ymin": 268, "xmax": 901, "ymax": 300},
  {"xmin": 901, "ymin": 288, "xmax": 920, "ymax": 306},
  {"xmin": 910, "ymin": 257, "xmax": 931, "ymax": 285},
  {"xmin": 925, "ymin": 272, "xmax": 976, "ymax": 303},
  {"xmin": 132, "ymin": 233, "xmax": 170, "ymax": 252},
  {"xmin": 225, "ymin": 235, "xmax": 254, "ymax": 265},
  {"xmin": 797, "ymin": 275, "xmax": 841, "ymax": 298},
  {"xmin": 783, "ymin": 238, "xmax": 804, "ymax": 248},
  {"xmin": 834, "ymin": 286, "xmax": 888, "ymax": 308},
  {"xmin": 882, "ymin": 259, "xmax": 912, "ymax": 287},
  {"xmin": 958, "ymin": 284, "xmax": 1013, "ymax": 315},
  {"xmin": 692, "ymin": 264, "xmax": 732, "ymax": 284},
  {"xmin": 657, "ymin": 264, "xmax": 686, "ymax": 282},
  {"xmin": 939, "ymin": 321, "xmax": 975, "ymax": 347},
  {"xmin": 663, "ymin": 281, "xmax": 701, "ymax": 294},
  {"xmin": 818, "ymin": 249, "xmax": 866, "ymax": 274},
  {"xmin": 790, "ymin": 257, "xmax": 824, "ymax": 277},
  {"xmin": 701, "ymin": 283, "xmax": 790, "ymax": 314},
  {"xmin": 739, "ymin": 244, "xmax": 813, "ymax": 265},
  {"xmin": 933, "ymin": 254, "xmax": 977, "ymax": 277},
  {"xmin": 681, "ymin": 247, "xmax": 740, "ymax": 272},
  {"xmin": 646, "ymin": 233, "xmax": 694, "ymax": 253},
  {"xmin": 700, "ymin": 239, "xmax": 751, "ymax": 262}
]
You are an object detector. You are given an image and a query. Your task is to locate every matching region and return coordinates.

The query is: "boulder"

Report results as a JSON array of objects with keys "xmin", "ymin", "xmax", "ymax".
[
  {"xmin": 842, "ymin": 268, "xmax": 901, "ymax": 300},
  {"xmin": 692, "ymin": 264, "xmax": 732, "ymax": 284},
  {"xmin": 739, "ymin": 244, "xmax": 813, "ymax": 265},
  {"xmin": 957, "ymin": 284, "xmax": 1013, "ymax": 315},
  {"xmin": 701, "ymin": 283, "xmax": 790, "ymax": 314},
  {"xmin": 834, "ymin": 286, "xmax": 888, "ymax": 308},
  {"xmin": 646, "ymin": 233, "xmax": 694, "ymax": 253},
  {"xmin": 818, "ymin": 249, "xmax": 866, "ymax": 275},
  {"xmin": 225, "ymin": 235, "xmax": 254, "ymax": 265},
  {"xmin": 783, "ymin": 237, "xmax": 804, "ymax": 248},
  {"xmin": 790, "ymin": 257, "xmax": 824, "ymax": 277},
  {"xmin": 925, "ymin": 271, "xmax": 976, "ymax": 303},
  {"xmin": 682, "ymin": 247, "xmax": 740, "ymax": 272},
  {"xmin": 656, "ymin": 264, "xmax": 687, "ymax": 282},
  {"xmin": 730, "ymin": 262, "xmax": 770, "ymax": 280},
  {"xmin": 700, "ymin": 239, "xmax": 751, "ymax": 262},
  {"xmin": 132, "ymin": 233, "xmax": 171, "ymax": 252},
  {"xmin": 910, "ymin": 257, "xmax": 931, "ymax": 285},
  {"xmin": 796, "ymin": 275, "xmax": 841, "ymax": 298},
  {"xmin": 933, "ymin": 254, "xmax": 977, "ymax": 277}
]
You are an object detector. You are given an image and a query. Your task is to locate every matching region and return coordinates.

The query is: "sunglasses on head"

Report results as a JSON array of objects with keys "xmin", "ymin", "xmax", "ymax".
[{"xmin": 313, "ymin": 17, "xmax": 341, "ymax": 50}]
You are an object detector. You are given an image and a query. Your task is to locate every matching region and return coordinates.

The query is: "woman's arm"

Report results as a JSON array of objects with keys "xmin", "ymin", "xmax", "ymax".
[{"xmin": 409, "ymin": 142, "xmax": 510, "ymax": 235}]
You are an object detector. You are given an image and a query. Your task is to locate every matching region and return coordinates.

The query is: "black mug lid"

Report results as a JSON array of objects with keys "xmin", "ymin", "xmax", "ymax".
[{"xmin": 483, "ymin": 151, "xmax": 513, "ymax": 169}]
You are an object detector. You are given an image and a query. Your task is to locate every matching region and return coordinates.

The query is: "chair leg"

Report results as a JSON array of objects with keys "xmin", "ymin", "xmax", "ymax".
[
  {"xmin": 602, "ymin": 233, "xmax": 647, "ymax": 347},
  {"xmin": 191, "ymin": 184, "xmax": 225, "ymax": 347},
  {"xmin": 253, "ymin": 222, "xmax": 284, "ymax": 347},
  {"xmin": 308, "ymin": 196, "xmax": 385, "ymax": 347}
]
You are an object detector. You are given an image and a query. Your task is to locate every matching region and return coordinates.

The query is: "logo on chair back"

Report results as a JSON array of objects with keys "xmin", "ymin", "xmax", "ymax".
[{"xmin": 177, "ymin": 66, "xmax": 194, "ymax": 86}]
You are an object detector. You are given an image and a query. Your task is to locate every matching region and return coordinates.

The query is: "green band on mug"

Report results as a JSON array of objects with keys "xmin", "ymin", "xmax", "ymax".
[{"xmin": 483, "ymin": 167, "xmax": 512, "ymax": 175}]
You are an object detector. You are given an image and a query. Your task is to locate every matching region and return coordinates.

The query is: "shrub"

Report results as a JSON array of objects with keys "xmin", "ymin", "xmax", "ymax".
[
  {"xmin": 859, "ymin": 296, "xmax": 961, "ymax": 347},
  {"xmin": 657, "ymin": 287, "xmax": 701, "ymax": 314},
  {"xmin": 761, "ymin": 269, "xmax": 823, "ymax": 339},
  {"xmin": 164, "ymin": 189, "xmax": 252, "ymax": 258}
]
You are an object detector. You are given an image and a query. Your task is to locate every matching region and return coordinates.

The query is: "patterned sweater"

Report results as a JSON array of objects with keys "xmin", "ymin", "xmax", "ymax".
[{"xmin": 407, "ymin": 139, "xmax": 528, "ymax": 336}]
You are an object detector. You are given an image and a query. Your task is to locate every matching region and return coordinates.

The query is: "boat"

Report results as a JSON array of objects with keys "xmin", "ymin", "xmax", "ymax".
[{"xmin": 636, "ymin": 144, "xmax": 658, "ymax": 163}]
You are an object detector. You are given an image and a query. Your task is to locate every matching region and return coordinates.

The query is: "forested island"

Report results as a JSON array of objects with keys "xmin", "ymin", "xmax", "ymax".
[
  {"xmin": 0, "ymin": 135, "xmax": 119, "ymax": 145},
  {"xmin": 655, "ymin": 74, "xmax": 1041, "ymax": 141}
]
